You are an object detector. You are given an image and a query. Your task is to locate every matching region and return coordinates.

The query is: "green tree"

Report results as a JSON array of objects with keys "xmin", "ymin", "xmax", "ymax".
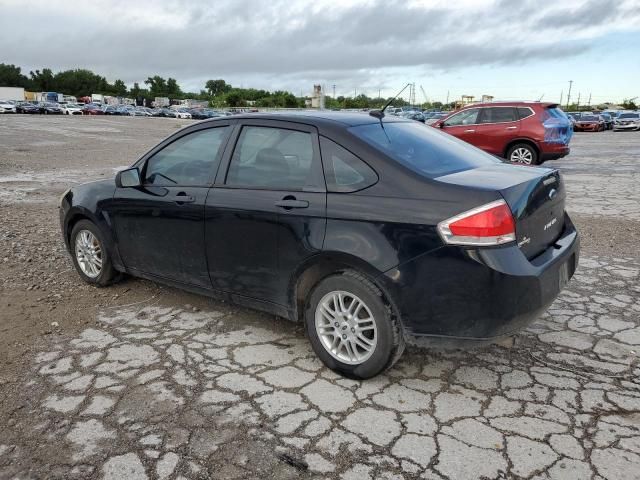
[
  {"xmin": 111, "ymin": 79, "xmax": 127, "ymax": 96},
  {"xmin": 621, "ymin": 98, "xmax": 638, "ymax": 110},
  {"xmin": 0, "ymin": 63, "xmax": 31, "ymax": 88},
  {"xmin": 29, "ymin": 68, "xmax": 55, "ymax": 91},
  {"xmin": 205, "ymin": 79, "xmax": 231, "ymax": 96},
  {"xmin": 166, "ymin": 77, "xmax": 182, "ymax": 98},
  {"xmin": 145, "ymin": 76, "xmax": 168, "ymax": 97}
]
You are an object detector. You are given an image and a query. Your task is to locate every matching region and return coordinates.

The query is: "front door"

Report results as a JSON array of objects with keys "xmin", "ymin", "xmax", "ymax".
[
  {"xmin": 110, "ymin": 124, "xmax": 232, "ymax": 288},
  {"xmin": 440, "ymin": 108, "xmax": 482, "ymax": 146},
  {"xmin": 206, "ymin": 121, "xmax": 326, "ymax": 306},
  {"xmin": 474, "ymin": 106, "xmax": 520, "ymax": 155}
]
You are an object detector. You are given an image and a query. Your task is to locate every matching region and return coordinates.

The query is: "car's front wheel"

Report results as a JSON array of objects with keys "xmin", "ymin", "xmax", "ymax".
[
  {"xmin": 70, "ymin": 220, "xmax": 119, "ymax": 286},
  {"xmin": 507, "ymin": 143, "xmax": 538, "ymax": 165},
  {"xmin": 305, "ymin": 271, "xmax": 404, "ymax": 379}
]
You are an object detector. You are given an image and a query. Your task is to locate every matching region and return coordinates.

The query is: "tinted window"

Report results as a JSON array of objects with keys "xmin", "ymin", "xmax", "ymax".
[
  {"xmin": 226, "ymin": 126, "xmax": 314, "ymax": 189},
  {"xmin": 618, "ymin": 113, "xmax": 639, "ymax": 119},
  {"xmin": 320, "ymin": 137, "xmax": 378, "ymax": 192},
  {"xmin": 480, "ymin": 107, "xmax": 517, "ymax": 123},
  {"xmin": 444, "ymin": 108, "xmax": 480, "ymax": 126},
  {"xmin": 144, "ymin": 127, "xmax": 229, "ymax": 186},
  {"xmin": 349, "ymin": 121, "xmax": 501, "ymax": 178},
  {"xmin": 517, "ymin": 107, "xmax": 534, "ymax": 119}
]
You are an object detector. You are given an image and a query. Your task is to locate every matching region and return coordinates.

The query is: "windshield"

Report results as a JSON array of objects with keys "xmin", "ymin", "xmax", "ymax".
[
  {"xmin": 618, "ymin": 113, "xmax": 639, "ymax": 119},
  {"xmin": 580, "ymin": 115, "xmax": 598, "ymax": 121},
  {"xmin": 349, "ymin": 121, "xmax": 501, "ymax": 178}
]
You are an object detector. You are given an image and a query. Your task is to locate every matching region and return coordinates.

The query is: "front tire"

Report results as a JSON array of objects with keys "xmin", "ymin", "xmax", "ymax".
[
  {"xmin": 507, "ymin": 143, "xmax": 538, "ymax": 165},
  {"xmin": 305, "ymin": 271, "xmax": 404, "ymax": 379},
  {"xmin": 70, "ymin": 220, "xmax": 119, "ymax": 287}
]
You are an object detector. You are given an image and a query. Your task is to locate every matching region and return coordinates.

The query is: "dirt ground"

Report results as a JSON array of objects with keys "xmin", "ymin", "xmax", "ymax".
[{"xmin": 0, "ymin": 115, "xmax": 639, "ymax": 479}]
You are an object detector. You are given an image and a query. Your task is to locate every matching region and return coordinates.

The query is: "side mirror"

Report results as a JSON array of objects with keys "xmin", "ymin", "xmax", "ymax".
[{"xmin": 116, "ymin": 167, "xmax": 141, "ymax": 188}]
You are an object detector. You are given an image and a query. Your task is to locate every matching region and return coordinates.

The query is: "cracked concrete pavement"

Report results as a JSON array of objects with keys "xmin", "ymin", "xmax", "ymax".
[{"xmin": 1, "ymin": 117, "xmax": 639, "ymax": 479}]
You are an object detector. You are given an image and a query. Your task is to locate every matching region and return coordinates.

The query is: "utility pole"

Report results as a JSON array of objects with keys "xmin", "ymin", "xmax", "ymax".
[
  {"xmin": 576, "ymin": 92, "xmax": 581, "ymax": 110},
  {"xmin": 445, "ymin": 90, "xmax": 449, "ymax": 106},
  {"xmin": 587, "ymin": 93, "xmax": 592, "ymax": 107},
  {"xmin": 559, "ymin": 89, "xmax": 563, "ymax": 106},
  {"xmin": 354, "ymin": 88, "xmax": 357, "ymax": 98},
  {"xmin": 378, "ymin": 88, "xmax": 381, "ymax": 99},
  {"xmin": 332, "ymin": 84, "xmax": 336, "ymax": 98},
  {"xmin": 566, "ymin": 80, "xmax": 573, "ymax": 109}
]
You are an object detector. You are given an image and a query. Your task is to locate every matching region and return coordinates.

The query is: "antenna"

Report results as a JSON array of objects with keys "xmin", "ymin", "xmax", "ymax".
[{"xmin": 369, "ymin": 83, "xmax": 411, "ymax": 119}]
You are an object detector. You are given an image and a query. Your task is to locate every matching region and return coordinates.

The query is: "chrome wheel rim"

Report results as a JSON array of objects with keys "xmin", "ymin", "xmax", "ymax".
[
  {"xmin": 75, "ymin": 230, "xmax": 102, "ymax": 278},
  {"xmin": 315, "ymin": 291, "xmax": 377, "ymax": 365},
  {"xmin": 511, "ymin": 147, "xmax": 533, "ymax": 164}
]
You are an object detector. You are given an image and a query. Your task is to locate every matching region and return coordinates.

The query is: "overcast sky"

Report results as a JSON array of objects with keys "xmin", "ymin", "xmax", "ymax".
[{"xmin": 1, "ymin": 0, "xmax": 639, "ymax": 103}]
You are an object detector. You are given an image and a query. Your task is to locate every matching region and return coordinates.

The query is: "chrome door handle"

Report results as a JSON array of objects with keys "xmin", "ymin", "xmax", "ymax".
[
  {"xmin": 464, "ymin": 129, "xmax": 475, "ymax": 133},
  {"xmin": 506, "ymin": 126, "xmax": 517, "ymax": 130}
]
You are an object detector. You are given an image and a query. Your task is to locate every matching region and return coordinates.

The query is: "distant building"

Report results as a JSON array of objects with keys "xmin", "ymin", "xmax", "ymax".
[{"xmin": 311, "ymin": 85, "xmax": 324, "ymax": 109}]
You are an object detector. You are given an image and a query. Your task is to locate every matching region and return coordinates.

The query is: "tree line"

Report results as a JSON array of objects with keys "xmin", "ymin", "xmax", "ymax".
[{"xmin": 0, "ymin": 63, "xmax": 445, "ymax": 109}]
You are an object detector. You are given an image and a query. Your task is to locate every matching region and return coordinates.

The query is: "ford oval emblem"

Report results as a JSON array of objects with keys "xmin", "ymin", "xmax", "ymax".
[{"xmin": 548, "ymin": 189, "xmax": 557, "ymax": 200}]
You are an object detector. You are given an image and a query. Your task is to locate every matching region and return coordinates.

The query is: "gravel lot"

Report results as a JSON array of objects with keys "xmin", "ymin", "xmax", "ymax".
[{"xmin": 0, "ymin": 116, "xmax": 639, "ymax": 480}]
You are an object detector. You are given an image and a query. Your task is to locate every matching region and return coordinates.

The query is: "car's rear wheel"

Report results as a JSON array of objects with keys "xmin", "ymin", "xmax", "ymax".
[
  {"xmin": 507, "ymin": 143, "xmax": 538, "ymax": 165},
  {"xmin": 305, "ymin": 271, "xmax": 404, "ymax": 379},
  {"xmin": 70, "ymin": 220, "xmax": 119, "ymax": 286}
]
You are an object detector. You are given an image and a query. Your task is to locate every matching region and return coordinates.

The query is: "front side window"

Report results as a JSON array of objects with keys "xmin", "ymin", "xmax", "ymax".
[
  {"xmin": 320, "ymin": 137, "xmax": 377, "ymax": 192},
  {"xmin": 226, "ymin": 126, "xmax": 314, "ymax": 190},
  {"xmin": 444, "ymin": 108, "xmax": 480, "ymax": 126},
  {"xmin": 480, "ymin": 107, "xmax": 518, "ymax": 123},
  {"xmin": 144, "ymin": 127, "xmax": 229, "ymax": 186}
]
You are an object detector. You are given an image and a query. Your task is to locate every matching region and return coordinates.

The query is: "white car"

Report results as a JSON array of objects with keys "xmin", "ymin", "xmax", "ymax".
[
  {"xmin": 60, "ymin": 103, "xmax": 84, "ymax": 115},
  {"xmin": 175, "ymin": 109, "xmax": 192, "ymax": 119},
  {"xmin": 0, "ymin": 101, "xmax": 16, "ymax": 113},
  {"xmin": 613, "ymin": 112, "xmax": 640, "ymax": 131}
]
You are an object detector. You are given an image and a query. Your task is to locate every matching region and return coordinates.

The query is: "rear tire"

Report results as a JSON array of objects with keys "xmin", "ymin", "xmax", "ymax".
[
  {"xmin": 70, "ymin": 220, "xmax": 120, "ymax": 287},
  {"xmin": 305, "ymin": 270, "xmax": 405, "ymax": 379},
  {"xmin": 507, "ymin": 143, "xmax": 538, "ymax": 165}
]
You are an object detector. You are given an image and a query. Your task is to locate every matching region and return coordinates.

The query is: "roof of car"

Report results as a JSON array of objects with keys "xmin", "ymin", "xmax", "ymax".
[
  {"xmin": 202, "ymin": 110, "xmax": 409, "ymax": 127},
  {"xmin": 456, "ymin": 101, "xmax": 558, "ymax": 109}
]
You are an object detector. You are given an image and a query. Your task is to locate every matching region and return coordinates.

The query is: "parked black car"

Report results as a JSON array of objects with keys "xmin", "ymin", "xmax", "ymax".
[
  {"xmin": 59, "ymin": 112, "xmax": 579, "ymax": 379},
  {"xmin": 15, "ymin": 101, "xmax": 40, "ymax": 114},
  {"xmin": 39, "ymin": 102, "xmax": 63, "ymax": 114}
]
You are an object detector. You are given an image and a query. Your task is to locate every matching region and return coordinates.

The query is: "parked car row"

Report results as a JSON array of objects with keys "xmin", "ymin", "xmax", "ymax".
[{"xmin": 565, "ymin": 110, "xmax": 640, "ymax": 131}]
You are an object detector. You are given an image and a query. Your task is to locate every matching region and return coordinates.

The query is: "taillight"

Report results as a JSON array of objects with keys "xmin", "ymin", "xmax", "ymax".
[{"xmin": 437, "ymin": 199, "xmax": 516, "ymax": 246}]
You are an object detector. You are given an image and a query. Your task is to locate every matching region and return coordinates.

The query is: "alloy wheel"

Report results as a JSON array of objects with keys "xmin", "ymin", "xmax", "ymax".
[
  {"xmin": 510, "ymin": 147, "xmax": 533, "ymax": 165},
  {"xmin": 75, "ymin": 230, "xmax": 102, "ymax": 278},
  {"xmin": 314, "ymin": 291, "xmax": 378, "ymax": 365}
]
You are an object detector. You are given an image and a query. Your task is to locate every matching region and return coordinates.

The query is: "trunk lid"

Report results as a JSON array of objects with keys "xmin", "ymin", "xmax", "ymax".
[{"xmin": 436, "ymin": 163, "xmax": 565, "ymax": 259}]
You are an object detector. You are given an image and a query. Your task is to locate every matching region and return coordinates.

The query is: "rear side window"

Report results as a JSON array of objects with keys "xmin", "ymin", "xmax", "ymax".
[
  {"xmin": 320, "ymin": 137, "xmax": 377, "ymax": 192},
  {"xmin": 226, "ymin": 126, "xmax": 314, "ymax": 190},
  {"xmin": 349, "ymin": 122, "xmax": 501, "ymax": 178},
  {"xmin": 480, "ymin": 107, "xmax": 518, "ymax": 123},
  {"xmin": 517, "ymin": 107, "xmax": 534, "ymax": 119}
]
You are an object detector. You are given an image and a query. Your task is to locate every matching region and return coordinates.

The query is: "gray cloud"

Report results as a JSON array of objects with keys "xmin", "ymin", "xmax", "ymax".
[{"xmin": 0, "ymin": 0, "xmax": 638, "ymax": 93}]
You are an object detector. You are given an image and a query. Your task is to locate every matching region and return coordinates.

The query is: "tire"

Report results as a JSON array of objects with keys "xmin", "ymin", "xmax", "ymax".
[
  {"xmin": 70, "ymin": 220, "xmax": 120, "ymax": 287},
  {"xmin": 506, "ymin": 143, "xmax": 538, "ymax": 165},
  {"xmin": 305, "ymin": 270, "xmax": 405, "ymax": 379}
]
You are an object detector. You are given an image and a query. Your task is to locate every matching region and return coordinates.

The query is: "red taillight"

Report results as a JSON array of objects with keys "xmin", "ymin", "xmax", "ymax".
[{"xmin": 438, "ymin": 199, "xmax": 516, "ymax": 246}]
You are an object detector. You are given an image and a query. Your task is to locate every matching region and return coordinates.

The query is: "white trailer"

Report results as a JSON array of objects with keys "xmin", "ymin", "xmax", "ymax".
[{"xmin": 0, "ymin": 87, "xmax": 25, "ymax": 101}]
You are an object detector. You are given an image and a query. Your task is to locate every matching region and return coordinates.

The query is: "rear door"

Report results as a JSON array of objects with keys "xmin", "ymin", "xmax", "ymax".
[
  {"xmin": 206, "ymin": 120, "xmax": 326, "ymax": 306},
  {"xmin": 474, "ymin": 106, "xmax": 520, "ymax": 155},
  {"xmin": 440, "ymin": 108, "xmax": 482, "ymax": 146}
]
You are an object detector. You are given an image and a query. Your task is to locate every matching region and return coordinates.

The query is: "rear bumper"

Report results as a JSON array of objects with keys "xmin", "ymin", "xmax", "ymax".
[
  {"xmin": 381, "ymin": 213, "xmax": 580, "ymax": 339},
  {"xmin": 540, "ymin": 143, "xmax": 570, "ymax": 161}
]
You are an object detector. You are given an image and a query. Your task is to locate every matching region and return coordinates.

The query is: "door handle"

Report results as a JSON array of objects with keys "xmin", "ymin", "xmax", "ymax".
[
  {"xmin": 173, "ymin": 192, "xmax": 195, "ymax": 204},
  {"xmin": 464, "ymin": 129, "xmax": 475, "ymax": 133},
  {"xmin": 506, "ymin": 126, "xmax": 517, "ymax": 130},
  {"xmin": 275, "ymin": 197, "xmax": 309, "ymax": 210}
]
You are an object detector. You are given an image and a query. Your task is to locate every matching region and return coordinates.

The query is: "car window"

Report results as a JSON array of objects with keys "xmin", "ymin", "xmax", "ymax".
[
  {"xmin": 144, "ymin": 127, "xmax": 229, "ymax": 186},
  {"xmin": 444, "ymin": 108, "xmax": 480, "ymax": 126},
  {"xmin": 320, "ymin": 137, "xmax": 378, "ymax": 193},
  {"xmin": 226, "ymin": 126, "xmax": 314, "ymax": 190},
  {"xmin": 349, "ymin": 121, "xmax": 501, "ymax": 178},
  {"xmin": 517, "ymin": 107, "xmax": 534, "ymax": 119},
  {"xmin": 480, "ymin": 107, "xmax": 518, "ymax": 123}
]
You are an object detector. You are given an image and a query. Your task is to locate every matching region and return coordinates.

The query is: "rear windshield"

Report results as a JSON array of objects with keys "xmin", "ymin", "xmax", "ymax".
[{"xmin": 349, "ymin": 121, "xmax": 501, "ymax": 178}]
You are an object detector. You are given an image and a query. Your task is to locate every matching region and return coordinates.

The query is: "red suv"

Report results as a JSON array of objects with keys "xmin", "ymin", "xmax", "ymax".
[{"xmin": 431, "ymin": 102, "xmax": 572, "ymax": 165}]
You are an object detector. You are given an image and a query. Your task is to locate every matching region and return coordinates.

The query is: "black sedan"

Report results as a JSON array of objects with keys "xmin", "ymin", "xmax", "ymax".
[
  {"xmin": 16, "ymin": 102, "xmax": 41, "ymax": 114},
  {"xmin": 39, "ymin": 102, "xmax": 63, "ymax": 114},
  {"xmin": 59, "ymin": 112, "xmax": 579, "ymax": 379}
]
